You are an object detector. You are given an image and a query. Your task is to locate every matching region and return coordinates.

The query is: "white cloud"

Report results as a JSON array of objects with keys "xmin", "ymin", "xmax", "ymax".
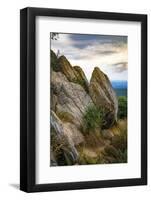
[{"xmin": 51, "ymin": 33, "xmax": 128, "ymax": 81}]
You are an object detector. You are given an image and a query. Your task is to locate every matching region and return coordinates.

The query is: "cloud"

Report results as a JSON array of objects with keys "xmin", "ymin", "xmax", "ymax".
[
  {"xmin": 96, "ymin": 50, "xmax": 117, "ymax": 55},
  {"xmin": 50, "ymin": 33, "xmax": 128, "ymax": 81},
  {"xmin": 68, "ymin": 34, "xmax": 127, "ymax": 49},
  {"xmin": 112, "ymin": 62, "xmax": 128, "ymax": 73}
]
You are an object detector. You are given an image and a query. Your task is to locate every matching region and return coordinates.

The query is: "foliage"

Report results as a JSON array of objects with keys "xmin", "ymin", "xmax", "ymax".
[
  {"xmin": 83, "ymin": 105, "xmax": 101, "ymax": 131},
  {"xmin": 77, "ymin": 126, "xmax": 127, "ymax": 165},
  {"xmin": 50, "ymin": 33, "xmax": 59, "ymax": 40},
  {"xmin": 118, "ymin": 96, "xmax": 127, "ymax": 119},
  {"xmin": 83, "ymin": 105, "xmax": 106, "ymax": 134}
]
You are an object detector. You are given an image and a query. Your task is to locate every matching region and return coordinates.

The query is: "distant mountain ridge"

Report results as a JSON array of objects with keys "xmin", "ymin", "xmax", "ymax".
[
  {"xmin": 111, "ymin": 80, "xmax": 127, "ymax": 88},
  {"xmin": 111, "ymin": 81, "xmax": 127, "ymax": 97}
]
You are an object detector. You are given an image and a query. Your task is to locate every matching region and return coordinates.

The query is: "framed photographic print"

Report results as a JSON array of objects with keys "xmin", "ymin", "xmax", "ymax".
[{"xmin": 20, "ymin": 7, "xmax": 147, "ymax": 192}]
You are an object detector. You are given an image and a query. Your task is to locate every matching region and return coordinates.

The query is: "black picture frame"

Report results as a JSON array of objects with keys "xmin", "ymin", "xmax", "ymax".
[{"xmin": 20, "ymin": 7, "xmax": 147, "ymax": 192}]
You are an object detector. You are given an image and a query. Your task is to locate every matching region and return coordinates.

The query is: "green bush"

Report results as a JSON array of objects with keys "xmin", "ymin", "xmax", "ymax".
[
  {"xmin": 118, "ymin": 96, "xmax": 127, "ymax": 119},
  {"xmin": 83, "ymin": 105, "xmax": 106, "ymax": 134}
]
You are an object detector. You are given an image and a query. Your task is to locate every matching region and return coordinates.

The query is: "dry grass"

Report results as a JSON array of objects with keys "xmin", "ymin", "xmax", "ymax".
[{"xmin": 77, "ymin": 119, "xmax": 127, "ymax": 165}]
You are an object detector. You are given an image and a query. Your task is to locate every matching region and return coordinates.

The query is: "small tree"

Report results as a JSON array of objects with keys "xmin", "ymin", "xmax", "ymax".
[{"xmin": 51, "ymin": 33, "xmax": 59, "ymax": 40}]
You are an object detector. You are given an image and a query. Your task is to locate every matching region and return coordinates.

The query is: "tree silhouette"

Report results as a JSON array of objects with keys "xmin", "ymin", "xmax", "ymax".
[{"xmin": 51, "ymin": 33, "xmax": 59, "ymax": 40}]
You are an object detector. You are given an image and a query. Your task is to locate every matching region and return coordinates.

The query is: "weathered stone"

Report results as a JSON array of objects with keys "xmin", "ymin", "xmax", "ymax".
[
  {"xmin": 57, "ymin": 56, "xmax": 89, "ymax": 91},
  {"xmin": 63, "ymin": 123, "xmax": 84, "ymax": 146},
  {"xmin": 73, "ymin": 66, "xmax": 89, "ymax": 91},
  {"xmin": 89, "ymin": 67, "xmax": 118, "ymax": 128},
  {"xmin": 58, "ymin": 55, "xmax": 77, "ymax": 82},
  {"xmin": 51, "ymin": 94, "xmax": 58, "ymax": 111},
  {"xmin": 50, "ymin": 110, "xmax": 79, "ymax": 164},
  {"xmin": 50, "ymin": 50, "xmax": 59, "ymax": 71},
  {"xmin": 51, "ymin": 71, "xmax": 93, "ymax": 128}
]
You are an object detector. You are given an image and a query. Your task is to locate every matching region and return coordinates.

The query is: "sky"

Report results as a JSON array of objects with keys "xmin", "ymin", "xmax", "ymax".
[{"xmin": 51, "ymin": 33, "xmax": 128, "ymax": 81}]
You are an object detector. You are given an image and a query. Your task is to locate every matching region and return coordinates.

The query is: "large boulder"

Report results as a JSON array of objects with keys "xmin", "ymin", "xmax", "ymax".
[
  {"xmin": 73, "ymin": 66, "xmax": 89, "ymax": 92},
  {"xmin": 57, "ymin": 55, "xmax": 77, "ymax": 82},
  {"xmin": 51, "ymin": 71, "xmax": 94, "ymax": 128},
  {"xmin": 50, "ymin": 110, "xmax": 79, "ymax": 165},
  {"xmin": 63, "ymin": 122, "xmax": 84, "ymax": 146},
  {"xmin": 89, "ymin": 67, "xmax": 118, "ymax": 128}
]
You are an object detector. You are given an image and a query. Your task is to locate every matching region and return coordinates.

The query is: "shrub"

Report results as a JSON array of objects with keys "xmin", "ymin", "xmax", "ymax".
[
  {"xmin": 83, "ymin": 105, "xmax": 106, "ymax": 134},
  {"xmin": 118, "ymin": 96, "xmax": 127, "ymax": 119}
]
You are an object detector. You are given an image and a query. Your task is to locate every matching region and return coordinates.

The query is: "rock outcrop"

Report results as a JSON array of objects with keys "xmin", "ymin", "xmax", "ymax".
[
  {"xmin": 51, "ymin": 110, "xmax": 79, "ymax": 165},
  {"xmin": 57, "ymin": 55, "xmax": 89, "ymax": 91},
  {"xmin": 89, "ymin": 67, "xmax": 118, "ymax": 128},
  {"xmin": 51, "ymin": 50, "xmax": 59, "ymax": 71},
  {"xmin": 58, "ymin": 55, "xmax": 77, "ymax": 82},
  {"xmin": 73, "ymin": 66, "xmax": 89, "ymax": 92},
  {"xmin": 51, "ymin": 70, "xmax": 93, "ymax": 128},
  {"xmin": 50, "ymin": 51, "xmax": 119, "ymax": 166}
]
